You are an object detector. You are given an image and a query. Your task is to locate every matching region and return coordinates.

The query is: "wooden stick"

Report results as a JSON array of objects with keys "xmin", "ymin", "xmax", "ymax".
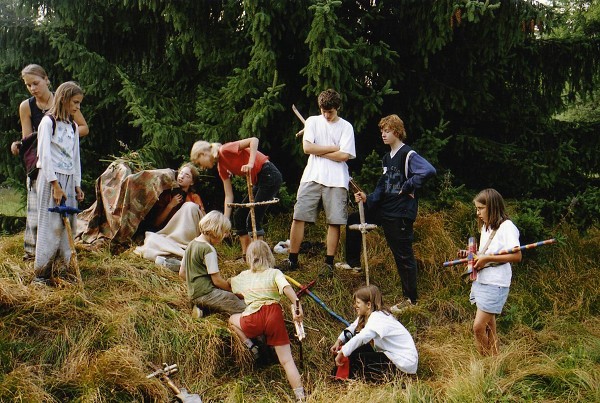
[
  {"xmin": 246, "ymin": 173, "xmax": 258, "ymax": 241},
  {"xmin": 292, "ymin": 104, "xmax": 305, "ymax": 138},
  {"xmin": 358, "ymin": 201, "xmax": 370, "ymax": 286},
  {"xmin": 63, "ymin": 216, "xmax": 84, "ymax": 290}
]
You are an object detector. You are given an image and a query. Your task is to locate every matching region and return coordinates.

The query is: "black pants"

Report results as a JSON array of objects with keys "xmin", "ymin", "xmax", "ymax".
[
  {"xmin": 345, "ymin": 207, "xmax": 418, "ymax": 302},
  {"xmin": 336, "ymin": 344, "xmax": 397, "ymax": 381}
]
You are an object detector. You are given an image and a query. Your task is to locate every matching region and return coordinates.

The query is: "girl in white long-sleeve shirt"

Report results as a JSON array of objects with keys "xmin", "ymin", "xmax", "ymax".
[
  {"xmin": 330, "ymin": 285, "xmax": 418, "ymax": 379},
  {"xmin": 33, "ymin": 81, "xmax": 85, "ymax": 284}
]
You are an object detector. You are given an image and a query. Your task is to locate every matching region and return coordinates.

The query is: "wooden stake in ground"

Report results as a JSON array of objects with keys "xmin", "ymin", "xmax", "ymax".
[
  {"xmin": 348, "ymin": 178, "xmax": 377, "ymax": 286},
  {"xmin": 226, "ymin": 174, "xmax": 279, "ymax": 241},
  {"xmin": 147, "ymin": 363, "xmax": 202, "ymax": 403}
]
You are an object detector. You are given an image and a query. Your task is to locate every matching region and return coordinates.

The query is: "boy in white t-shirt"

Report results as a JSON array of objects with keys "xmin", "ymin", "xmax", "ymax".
[{"xmin": 280, "ymin": 89, "xmax": 356, "ymax": 275}]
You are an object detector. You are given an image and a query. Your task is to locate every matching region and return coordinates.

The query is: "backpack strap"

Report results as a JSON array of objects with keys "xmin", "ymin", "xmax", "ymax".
[{"xmin": 48, "ymin": 115, "xmax": 77, "ymax": 136}]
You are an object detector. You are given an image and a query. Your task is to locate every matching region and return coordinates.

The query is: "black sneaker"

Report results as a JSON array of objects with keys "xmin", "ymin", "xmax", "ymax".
[{"xmin": 277, "ymin": 258, "xmax": 299, "ymax": 272}]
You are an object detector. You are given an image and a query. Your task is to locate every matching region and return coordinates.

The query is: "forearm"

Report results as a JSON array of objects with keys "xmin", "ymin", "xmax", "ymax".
[
  {"xmin": 321, "ymin": 151, "xmax": 350, "ymax": 162},
  {"xmin": 303, "ymin": 141, "xmax": 339, "ymax": 156}
]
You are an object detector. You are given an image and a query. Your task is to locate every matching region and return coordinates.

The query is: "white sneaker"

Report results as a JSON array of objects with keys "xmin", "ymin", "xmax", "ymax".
[
  {"xmin": 390, "ymin": 299, "xmax": 414, "ymax": 314},
  {"xmin": 191, "ymin": 305, "xmax": 203, "ymax": 319},
  {"xmin": 334, "ymin": 262, "xmax": 362, "ymax": 272}
]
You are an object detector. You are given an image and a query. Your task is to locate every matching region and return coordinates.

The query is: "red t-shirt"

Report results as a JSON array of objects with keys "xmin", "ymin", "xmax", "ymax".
[{"xmin": 217, "ymin": 141, "xmax": 269, "ymax": 185}]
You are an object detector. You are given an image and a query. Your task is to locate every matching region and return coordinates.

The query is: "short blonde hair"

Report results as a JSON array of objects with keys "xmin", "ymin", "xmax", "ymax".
[
  {"xmin": 190, "ymin": 140, "xmax": 221, "ymax": 166},
  {"xmin": 199, "ymin": 210, "xmax": 231, "ymax": 240},
  {"xmin": 246, "ymin": 240, "xmax": 275, "ymax": 273}
]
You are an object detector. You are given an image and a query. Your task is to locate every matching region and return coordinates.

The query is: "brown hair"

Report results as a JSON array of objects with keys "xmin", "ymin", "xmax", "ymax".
[
  {"xmin": 179, "ymin": 162, "xmax": 200, "ymax": 185},
  {"xmin": 317, "ymin": 89, "xmax": 342, "ymax": 110},
  {"xmin": 378, "ymin": 114, "xmax": 407, "ymax": 141},
  {"xmin": 48, "ymin": 81, "xmax": 83, "ymax": 122},
  {"xmin": 473, "ymin": 188, "xmax": 510, "ymax": 231},
  {"xmin": 353, "ymin": 285, "xmax": 389, "ymax": 332}
]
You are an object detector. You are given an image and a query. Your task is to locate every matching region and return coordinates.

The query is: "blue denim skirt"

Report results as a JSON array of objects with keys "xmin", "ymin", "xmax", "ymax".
[{"xmin": 469, "ymin": 281, "xmax": 509, "ymax": 314}]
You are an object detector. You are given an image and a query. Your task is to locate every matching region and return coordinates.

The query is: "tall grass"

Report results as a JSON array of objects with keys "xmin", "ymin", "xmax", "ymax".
[{"xmin": 0, "ymin": 202, "xmax": 598, "ymax": 402}]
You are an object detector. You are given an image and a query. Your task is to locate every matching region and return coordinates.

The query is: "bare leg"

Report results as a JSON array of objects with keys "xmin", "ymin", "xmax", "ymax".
[
  {"xmin": 239, "ymin": 234, "xmax": 263, "ymax": 255},
  {"xmin": 473, "ymin": 309, "xmax": 498, "ymax": 355},
  {"xmin": 228, "ymin": 314, "xmax": 249, "ymax": 343},
  {"xmin": 274, "ymin": 344, "xmax": 303, "ymax": 390},
  {"xmin": 326, "ymin": 224, "xmax": 341, "ymax": 257},
  {"xmin": 289, "ymin": 220, "xmax": 305, "ymax": 254}
]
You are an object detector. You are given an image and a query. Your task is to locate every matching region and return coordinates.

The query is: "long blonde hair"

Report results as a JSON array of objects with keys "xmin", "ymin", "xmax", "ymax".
[
  {"xmin": 246, "ymin": 240, "xmax": 275, "ymax": 273},
  {"xmin": 48, "ymin": 81, "xmax": 83, "ymax": 122},
  {"xmin": 190, "ymin": 140, "xmax": 221, "ymax": 167}
]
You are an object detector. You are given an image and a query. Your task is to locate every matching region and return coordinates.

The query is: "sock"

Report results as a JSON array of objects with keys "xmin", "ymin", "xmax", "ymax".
[
  {"xmin": 325, "ymin": 255, "xmax": 334, "ymax": 266},
  {"xmin": 293, "ymin": 387, "xmax": 305, "ymax": 400},
  {"xmin": 244, "ymin": 339, "xmax": 254, "ymax": 348},
  {"xmin": 289, "ymin": 253, "xmax": 299, "ymax": 264}
]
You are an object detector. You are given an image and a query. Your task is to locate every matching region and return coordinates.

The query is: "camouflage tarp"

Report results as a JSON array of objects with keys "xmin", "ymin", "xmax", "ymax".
[{"xmin": 76, "ymin": 161, "xmax": 178, "ymax": 245}]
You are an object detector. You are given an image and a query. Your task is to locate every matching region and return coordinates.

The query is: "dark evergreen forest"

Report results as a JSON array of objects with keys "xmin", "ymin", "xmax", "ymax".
[{"xmin": 1, "ymin": 0, "xmax": 598, "ymax": 226}]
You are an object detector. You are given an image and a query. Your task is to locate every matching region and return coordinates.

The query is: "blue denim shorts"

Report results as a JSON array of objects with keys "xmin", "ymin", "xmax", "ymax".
[{"xmin": 469, "ymin": 281, "xmax": 509, "ymax": 314}]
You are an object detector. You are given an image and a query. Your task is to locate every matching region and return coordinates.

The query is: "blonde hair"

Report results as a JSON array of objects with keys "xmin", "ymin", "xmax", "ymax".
[
  {"xmin": 21, "ymin": 64, "xmax": 48, "ymax": 80},
  {"xmin": 48, "ymin": 81, "xmax": 83, "ymax": 122},
  {"xmin": 246, "ymin": 240, "xmax": 275, "ymax": 273},
  {"xmin": 190, "ymin": 140, "xmax": 221, "ymax": 166},
  {"xmin": 378, "ymin": 114, "xmax": 407, "ymax": 141},
  {"xmin": 199, "ymin": 210, "xmax": 231, "ymax": 241}
]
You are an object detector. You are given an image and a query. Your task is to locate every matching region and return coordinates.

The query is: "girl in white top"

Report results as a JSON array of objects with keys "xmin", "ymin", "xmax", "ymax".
[
  {"xmin": 459, "ymin": 188, "xmax": 521, "ymax": 355},
  {"xmin": 33, "ymin": 81, "xmax": 85, "ymax": 284},
  {"xmin": 330, "ymin": 285, "xmax": 418, "ymax": 379}
]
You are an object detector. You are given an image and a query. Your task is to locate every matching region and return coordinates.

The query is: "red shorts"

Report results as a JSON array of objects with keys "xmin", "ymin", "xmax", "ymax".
[{"xmin": 240, "ymin": 303, "xmax": 290, "ymax": 346}]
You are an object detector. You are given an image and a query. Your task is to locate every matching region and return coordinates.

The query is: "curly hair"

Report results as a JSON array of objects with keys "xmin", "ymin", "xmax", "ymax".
[{"xmin": 317, "ymin": 89, "xmax": 342, "ymax": 110}]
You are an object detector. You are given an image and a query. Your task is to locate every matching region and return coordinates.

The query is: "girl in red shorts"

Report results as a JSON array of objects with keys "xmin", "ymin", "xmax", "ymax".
[{"xmin": 229, "ymin": 240, "xmax": 305, "ymax": 402}]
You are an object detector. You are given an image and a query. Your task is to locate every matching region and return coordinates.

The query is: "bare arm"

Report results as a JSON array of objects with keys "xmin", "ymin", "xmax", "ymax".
[
  {"xmin": 211, "ymin": 272, "xmax": 232, "ymax": 291},
  {"xmin": 222, "ymin": 177, "xmax": 234, "ymax": 219},
  {"xmin": 153, "ymin": 193, "xmax": 183, "ymax": 228},
  {"xmin": 475, "ymin": 250, "xmax": 522, "ymax": 270},
  {"xmin": 19, "ymin": 100, "xmax": 33, "ymax": 138},
  {"xmin": 73, "ymin": 110, "xmax": 89, "ymax": 137},
  {"xmin": 283, "ymin": 285, "xmax": 303, "ymax": 322},
  {"xmin": 320, "ymin": 150, "xmax": 351, "ymax": 162},
  {"xmin": 303, "ymin": 140, "xmax": 339, "ymax": 156},
  {"xmin": 237, "ymin": 137, "xmax": 259, "ymax": 173}
]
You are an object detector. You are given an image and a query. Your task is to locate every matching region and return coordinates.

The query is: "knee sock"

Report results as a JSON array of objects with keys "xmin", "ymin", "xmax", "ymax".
[{"xmin": 325, "ymin": 255, "xmax": 334, "ymax": 266}]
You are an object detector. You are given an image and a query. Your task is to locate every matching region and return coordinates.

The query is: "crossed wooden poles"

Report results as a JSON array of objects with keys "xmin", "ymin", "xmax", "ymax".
[
  {"xmin": 146, "ymin": 363, "xmax": 202, "ymax": 403},
  {"xmin": 443, "ymin": 238, "xmax": 558, "ymax": 279},
  {"xmin": 226, "ymin": 173, "xmax": 279, "ymax": 241}
]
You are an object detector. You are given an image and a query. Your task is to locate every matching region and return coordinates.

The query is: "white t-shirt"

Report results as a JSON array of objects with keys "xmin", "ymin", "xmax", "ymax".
[
  {"xmin": 37, "ymin": 116, "xmax": 81, "ymax": 186},
  {"xmin": 300, "ymin": 115, "xmax": 355, "ymax": 188},
  {"xmin": 339, "ymin": 310, "xmax": 418, "ymax": 374},
  {"xmin": 476, "ymin": 220, "xmax": 520, "ymax": 287}
]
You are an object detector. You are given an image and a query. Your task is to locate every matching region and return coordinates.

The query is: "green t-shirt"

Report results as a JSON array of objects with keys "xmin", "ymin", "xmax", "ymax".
[{"xmin": 184, "ymin": 239, "xmax": 219, "ymax": 300}]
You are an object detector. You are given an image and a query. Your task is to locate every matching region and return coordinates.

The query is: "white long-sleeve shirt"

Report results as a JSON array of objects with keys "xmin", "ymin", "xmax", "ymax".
[
  {"xmin": 339, "ymin": 310, "xmax": 418, "ymax": 374},
  {"xmin": 37, "ymin": 116, "xmax": 81, "ymax": 187}
]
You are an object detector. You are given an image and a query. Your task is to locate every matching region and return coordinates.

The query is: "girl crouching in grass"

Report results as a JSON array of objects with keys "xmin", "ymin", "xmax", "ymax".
[{"xmin": 229, "ymin": 240, "xmax": 305, "ymax": 402}]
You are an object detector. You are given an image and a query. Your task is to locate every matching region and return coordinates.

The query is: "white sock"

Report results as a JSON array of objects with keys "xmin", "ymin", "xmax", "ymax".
[
  {"xmin": 244, "ymin": 339, "xmax": 254, "ymax": 348},
  {"xmin": 293, "ymin": 387, "xmax": 305, "ymax": 400}
]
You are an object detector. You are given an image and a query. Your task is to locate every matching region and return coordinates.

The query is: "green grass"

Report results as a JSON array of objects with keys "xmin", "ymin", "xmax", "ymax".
[
  {"xmin": 0, "ymin": 187, "xmax": 25, "ymax": 217},
  {"xmin": 0, "ymin": 204, "xmax": 599, "ymax": 402}
]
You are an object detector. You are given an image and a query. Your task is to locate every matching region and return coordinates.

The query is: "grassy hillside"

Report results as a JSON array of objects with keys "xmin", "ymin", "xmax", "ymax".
[{"xmin": 0, "ymin": 203, "xmax": 599, "ymax": 402}]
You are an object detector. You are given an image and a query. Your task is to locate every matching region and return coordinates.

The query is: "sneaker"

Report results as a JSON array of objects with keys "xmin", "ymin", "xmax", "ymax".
[
  {"xmin": 318, "ymin": 263, "xmax": 334, "ymax": 278},
  {"xmin": 31, "ymin": 277, "xmax": 50, "ymax": 286},
  {"xmin": 191, "ymin": 305, "xmax": 203, "ymax": 319},
  {"xmin": 277, "ymin": 258, "xmax": 299, "ymax": 272},
  {"xmin": 249, "ymin": 343, "xmax": 260, "ymax": 360},
  {"xmin": 335, "ymin": 262, "xmax": 362, "ymax": 272},
  {"xmin": 390, "ymin": 299, "xmax": 414, "ymax": 314}
]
